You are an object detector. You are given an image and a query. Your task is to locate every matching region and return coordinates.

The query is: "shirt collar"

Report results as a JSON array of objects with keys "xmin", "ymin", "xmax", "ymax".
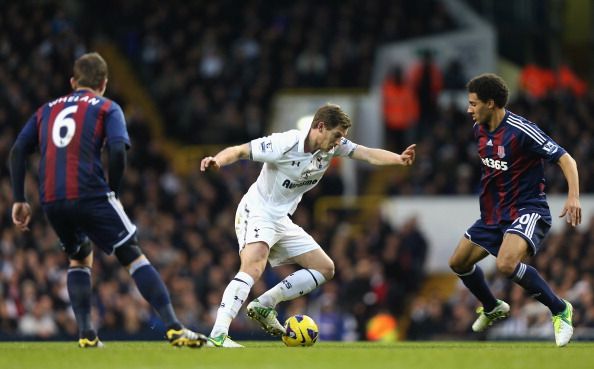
[{"xmin": 298, "ymin": 126, "xmax": 310, "ymax": 153}]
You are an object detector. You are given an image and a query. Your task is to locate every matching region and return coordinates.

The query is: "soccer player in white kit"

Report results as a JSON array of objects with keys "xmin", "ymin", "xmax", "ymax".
[{"xmin": 200, "ymin": 104, "xmax": 416, "ymax": 347}]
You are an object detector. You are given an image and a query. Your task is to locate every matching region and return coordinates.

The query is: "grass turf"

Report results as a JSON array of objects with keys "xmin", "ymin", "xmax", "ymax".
[{"xmin": 1, "ymin": 341, "xmax": 593, "ymax": 369}]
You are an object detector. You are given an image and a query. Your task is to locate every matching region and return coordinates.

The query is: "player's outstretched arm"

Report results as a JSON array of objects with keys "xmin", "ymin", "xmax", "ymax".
[
  {"xmin": 200, "ymin": 143, "xmax": 251, "ymax": 172},
  {"xmin": 557, "ymin": 153, "xmax": 581, "ymax": 226},
  {"xmin": 351, "ymin": 144, "xmax": 416, "ymax": 166}
]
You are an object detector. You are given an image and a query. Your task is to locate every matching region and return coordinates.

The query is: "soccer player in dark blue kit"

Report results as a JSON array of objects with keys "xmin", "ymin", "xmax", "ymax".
[
  {"xmin": 448, "ymin": 73, "xmax": 581, "ymax": 347},
  {"xmin": 9, "ymin": 52, "xmax": 207, "ymax": 348}
]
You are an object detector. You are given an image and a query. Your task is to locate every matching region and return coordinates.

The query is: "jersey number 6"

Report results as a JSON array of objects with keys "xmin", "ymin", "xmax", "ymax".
[{"xmin": 52, "ymin": 105, "xmax": 78, "ymax": 148}]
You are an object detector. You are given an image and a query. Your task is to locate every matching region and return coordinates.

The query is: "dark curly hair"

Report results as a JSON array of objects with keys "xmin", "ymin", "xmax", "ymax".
[{"xmin": 466, "ymin": 73, "xmax": 509, "ymax": 108}]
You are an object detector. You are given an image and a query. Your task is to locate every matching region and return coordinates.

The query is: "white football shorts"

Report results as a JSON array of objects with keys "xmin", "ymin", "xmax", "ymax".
[{"xmin": 234, "ymin": 199, "xmax": 321, "ymax": 267}]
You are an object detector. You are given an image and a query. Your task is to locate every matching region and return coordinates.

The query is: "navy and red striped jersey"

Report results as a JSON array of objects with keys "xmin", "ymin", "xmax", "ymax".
[
  {"xmin": 474, "ymin": 111, "xmax": 566, "ymax": 224},
  {"xmin": 15, "ymin": 89, "xmax": 130, "ymax": 204}
]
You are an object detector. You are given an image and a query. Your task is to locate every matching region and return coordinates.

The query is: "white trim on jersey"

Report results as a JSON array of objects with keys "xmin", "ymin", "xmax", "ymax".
[{"xmin": 507, "ymin": 114, "xmax": 546, "ymax": 144}]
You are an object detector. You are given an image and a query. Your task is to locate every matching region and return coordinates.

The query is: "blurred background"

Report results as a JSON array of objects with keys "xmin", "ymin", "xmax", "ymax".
[{"xmin": 1, "ymin": 0, "xmax": 594, "ymax": 342}]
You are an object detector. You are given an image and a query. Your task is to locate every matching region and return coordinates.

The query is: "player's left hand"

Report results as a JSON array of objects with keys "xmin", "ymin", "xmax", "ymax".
[
  {"xmin": 400, "ymin": 144, "xmax": 416, "ymax": 166},
  {"xmin": 12, "ymin": 202, "xmax": 32, "ymax": 231},
  {"xmin": 559, "ymin": 196, "xmax": 581, "ymax": 227},
  {"xmin": 200, "ymin": 156, "xmax": 220, "ymax": 172}
]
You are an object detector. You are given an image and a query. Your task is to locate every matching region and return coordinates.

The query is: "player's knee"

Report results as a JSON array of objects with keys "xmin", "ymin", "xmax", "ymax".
[
  {"xmin": 68, "ymin": 240, "xmax": 93, "ymax": 267},
  {"xmin": 320, "ymin": 260, "xmax": 335, "ymax": 281},
  {"xmin": 114, "ymin": 240, "xmax": 143, "ymax": 267},
  {"xmin": 239, "ymin": 243, "xmax": 269, "ymax": 279},
  {"xmin": 495, "ymin": 257, "xmax": 516, "ymax": 277},
  {"xmin": 69, "ymin": 256, "xmax": 93, "ymax": 269},
  {"xmin": 448, "ymin": 255, "xmax": 464, "ymax": 274}
]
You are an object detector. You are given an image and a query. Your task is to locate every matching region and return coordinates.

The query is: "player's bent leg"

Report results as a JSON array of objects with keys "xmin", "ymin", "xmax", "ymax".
[
  {"xmin": 449, "ymin": 237, "xmax": 508, "ymax": 331},
  {"xmin": 248, "ymin": 248, "xmax": 333, "ymax": 336},
  {"xmin": 292, "ymin": 248, "xmax": 335, "ymax": 281},
  {"xmin": 244, "ymin": 243, "xmax": 293, "ymax": 337},
  {"xmin": 500, "ymin": 233, "xmax": 571, "ymax": 345},
  {"xmin": 448, "ymin": 237, "xmax": 489, "ymax": 275},
  {"xmin": 209, "ymin": 242, "xmax": 269, "ymax": 346},
  {"xmin": 116, "ymin": 244, "xmax": 207, "ymax": 348}
]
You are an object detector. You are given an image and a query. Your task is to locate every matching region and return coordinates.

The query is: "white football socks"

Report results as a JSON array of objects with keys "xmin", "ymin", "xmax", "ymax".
[
  {"xmin": 257, "ymin": 269, "xmax": 326, "ymax": 307},
  {"xmin": 210, "ymin": 271, "xmax": 254, "ymax": 337}
]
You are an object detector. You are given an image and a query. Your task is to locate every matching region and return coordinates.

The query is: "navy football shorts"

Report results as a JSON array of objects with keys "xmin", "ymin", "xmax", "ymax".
[
  {"xmin": 43, "ymin": 192, "xmax": 137, "ymax": 255},
  {"xmin": 464, "ymin": 209, "xmax": 551, "ymax": 256}
]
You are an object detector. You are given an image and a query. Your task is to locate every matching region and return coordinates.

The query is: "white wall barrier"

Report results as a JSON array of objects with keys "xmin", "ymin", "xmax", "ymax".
[{"xmin": 381, "ymin": 195, "xmax": 594, "ymax": 273}]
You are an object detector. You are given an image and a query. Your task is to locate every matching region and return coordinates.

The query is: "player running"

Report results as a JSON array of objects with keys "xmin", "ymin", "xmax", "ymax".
[
  {"xmin": 9, "ymin": 52, "xmax": 207, "ymax": 348},
  {"xmin": 448, "ymin": 73, "xmax": 580, "ymax": 347},
  {"xmin": 200, "ymin": 103, "xmax": 416, "ymax": 347}
]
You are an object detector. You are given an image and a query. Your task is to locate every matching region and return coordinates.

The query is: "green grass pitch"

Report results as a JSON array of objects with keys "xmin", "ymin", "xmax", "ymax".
[{"xmin": 1, "ymin": 341, "xmax": 593, "ymax": 369}]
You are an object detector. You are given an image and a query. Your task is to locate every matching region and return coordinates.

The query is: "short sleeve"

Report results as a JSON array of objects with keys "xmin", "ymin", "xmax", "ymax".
[
  {"xmin": 250, "ymin": 130, "xmax": 300, "ymax": 163},
  {"xmin": 520, "ymin": 123, "xmax": 566, "ymax": 163},
  {"xmin": 333, "ymin": 137, "xmax": 358, "ymax": 157}
]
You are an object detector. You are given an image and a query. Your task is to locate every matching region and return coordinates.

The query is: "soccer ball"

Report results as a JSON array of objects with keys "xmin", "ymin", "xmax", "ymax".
[{"xmin": 281, "ymin": 314, "xmax": 319, "ymax": 347}]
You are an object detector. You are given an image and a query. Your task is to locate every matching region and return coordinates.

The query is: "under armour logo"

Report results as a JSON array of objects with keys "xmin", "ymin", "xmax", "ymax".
[
  {"xmin": 282, "ymin": 280, "xmax": 292, "ymax": 289},
  {"xmin": 291, "ymin": 161, "xmax": 300, "ymax": 167},
  {"xmin": 234, "ymin": 296, "xmax": 244, "ymax": 304},
  {"xmin": 254, "ymin": 228, "xmax": 260, "ymax": 238}
]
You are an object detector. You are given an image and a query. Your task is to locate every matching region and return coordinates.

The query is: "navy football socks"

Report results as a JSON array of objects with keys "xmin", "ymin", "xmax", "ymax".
[
  {"xmin": 131, "ymin": 264, "xmax": 179, "ymax": 327},
  {"xmin": 510, "ymin": 263, "xmax": 566, "ymax": 314},
  {"xmin": 67, "ymin": 267, "xmax": 93, "ymax": 336},
  {"xmin": 457, "ymin": 265, "xmax": 499, "ymax": 312}
]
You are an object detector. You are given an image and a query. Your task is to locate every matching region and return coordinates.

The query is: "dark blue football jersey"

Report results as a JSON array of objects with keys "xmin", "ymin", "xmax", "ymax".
[
  {"xmin": 15, "ymin": 89, "xmax": 130, "ymax": 203},
  {"xmin": 474, "ymin": 111, "xmax": 566, "ymax": 224}
]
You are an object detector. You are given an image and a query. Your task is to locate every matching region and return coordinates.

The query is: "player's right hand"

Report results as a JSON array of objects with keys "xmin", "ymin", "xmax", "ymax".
[
  {"xmin": 200, "ymin": 156, "xmax": 220, "ymax": 172},
  {"xmin": 12, "ymin": 202, "xmax": 32, "ymax": 231}
]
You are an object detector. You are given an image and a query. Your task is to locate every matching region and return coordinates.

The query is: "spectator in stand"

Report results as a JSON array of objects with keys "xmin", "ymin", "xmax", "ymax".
[
  {"xmin": 382, "ymin": 64, "xmax": 420, "ymax": 151},
  {"xmin": 556, "ymin": 62, "xmax": 588, "ymax": 98},
  {"xmin": 519, "ymin": 59, "xmax": 556, "ymax": 100},
  {"xmin": 409, "ymin": 49, "xmax": 443, "ymax": 137}
]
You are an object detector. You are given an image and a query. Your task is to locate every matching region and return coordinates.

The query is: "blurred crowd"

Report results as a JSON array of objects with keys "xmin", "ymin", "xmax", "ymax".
[
  {"xmin": 1, "ymin": 1, "xmax": 593, "ymax": 342},
  {"xmin": 87, "ymin": 0, "xmax": 456, "ymax": 144}
]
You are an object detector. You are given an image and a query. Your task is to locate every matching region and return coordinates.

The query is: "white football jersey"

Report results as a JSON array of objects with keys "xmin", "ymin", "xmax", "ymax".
[{"xmin": 244, "ymin": 127, "xmax": 357, "ymax": 218}]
